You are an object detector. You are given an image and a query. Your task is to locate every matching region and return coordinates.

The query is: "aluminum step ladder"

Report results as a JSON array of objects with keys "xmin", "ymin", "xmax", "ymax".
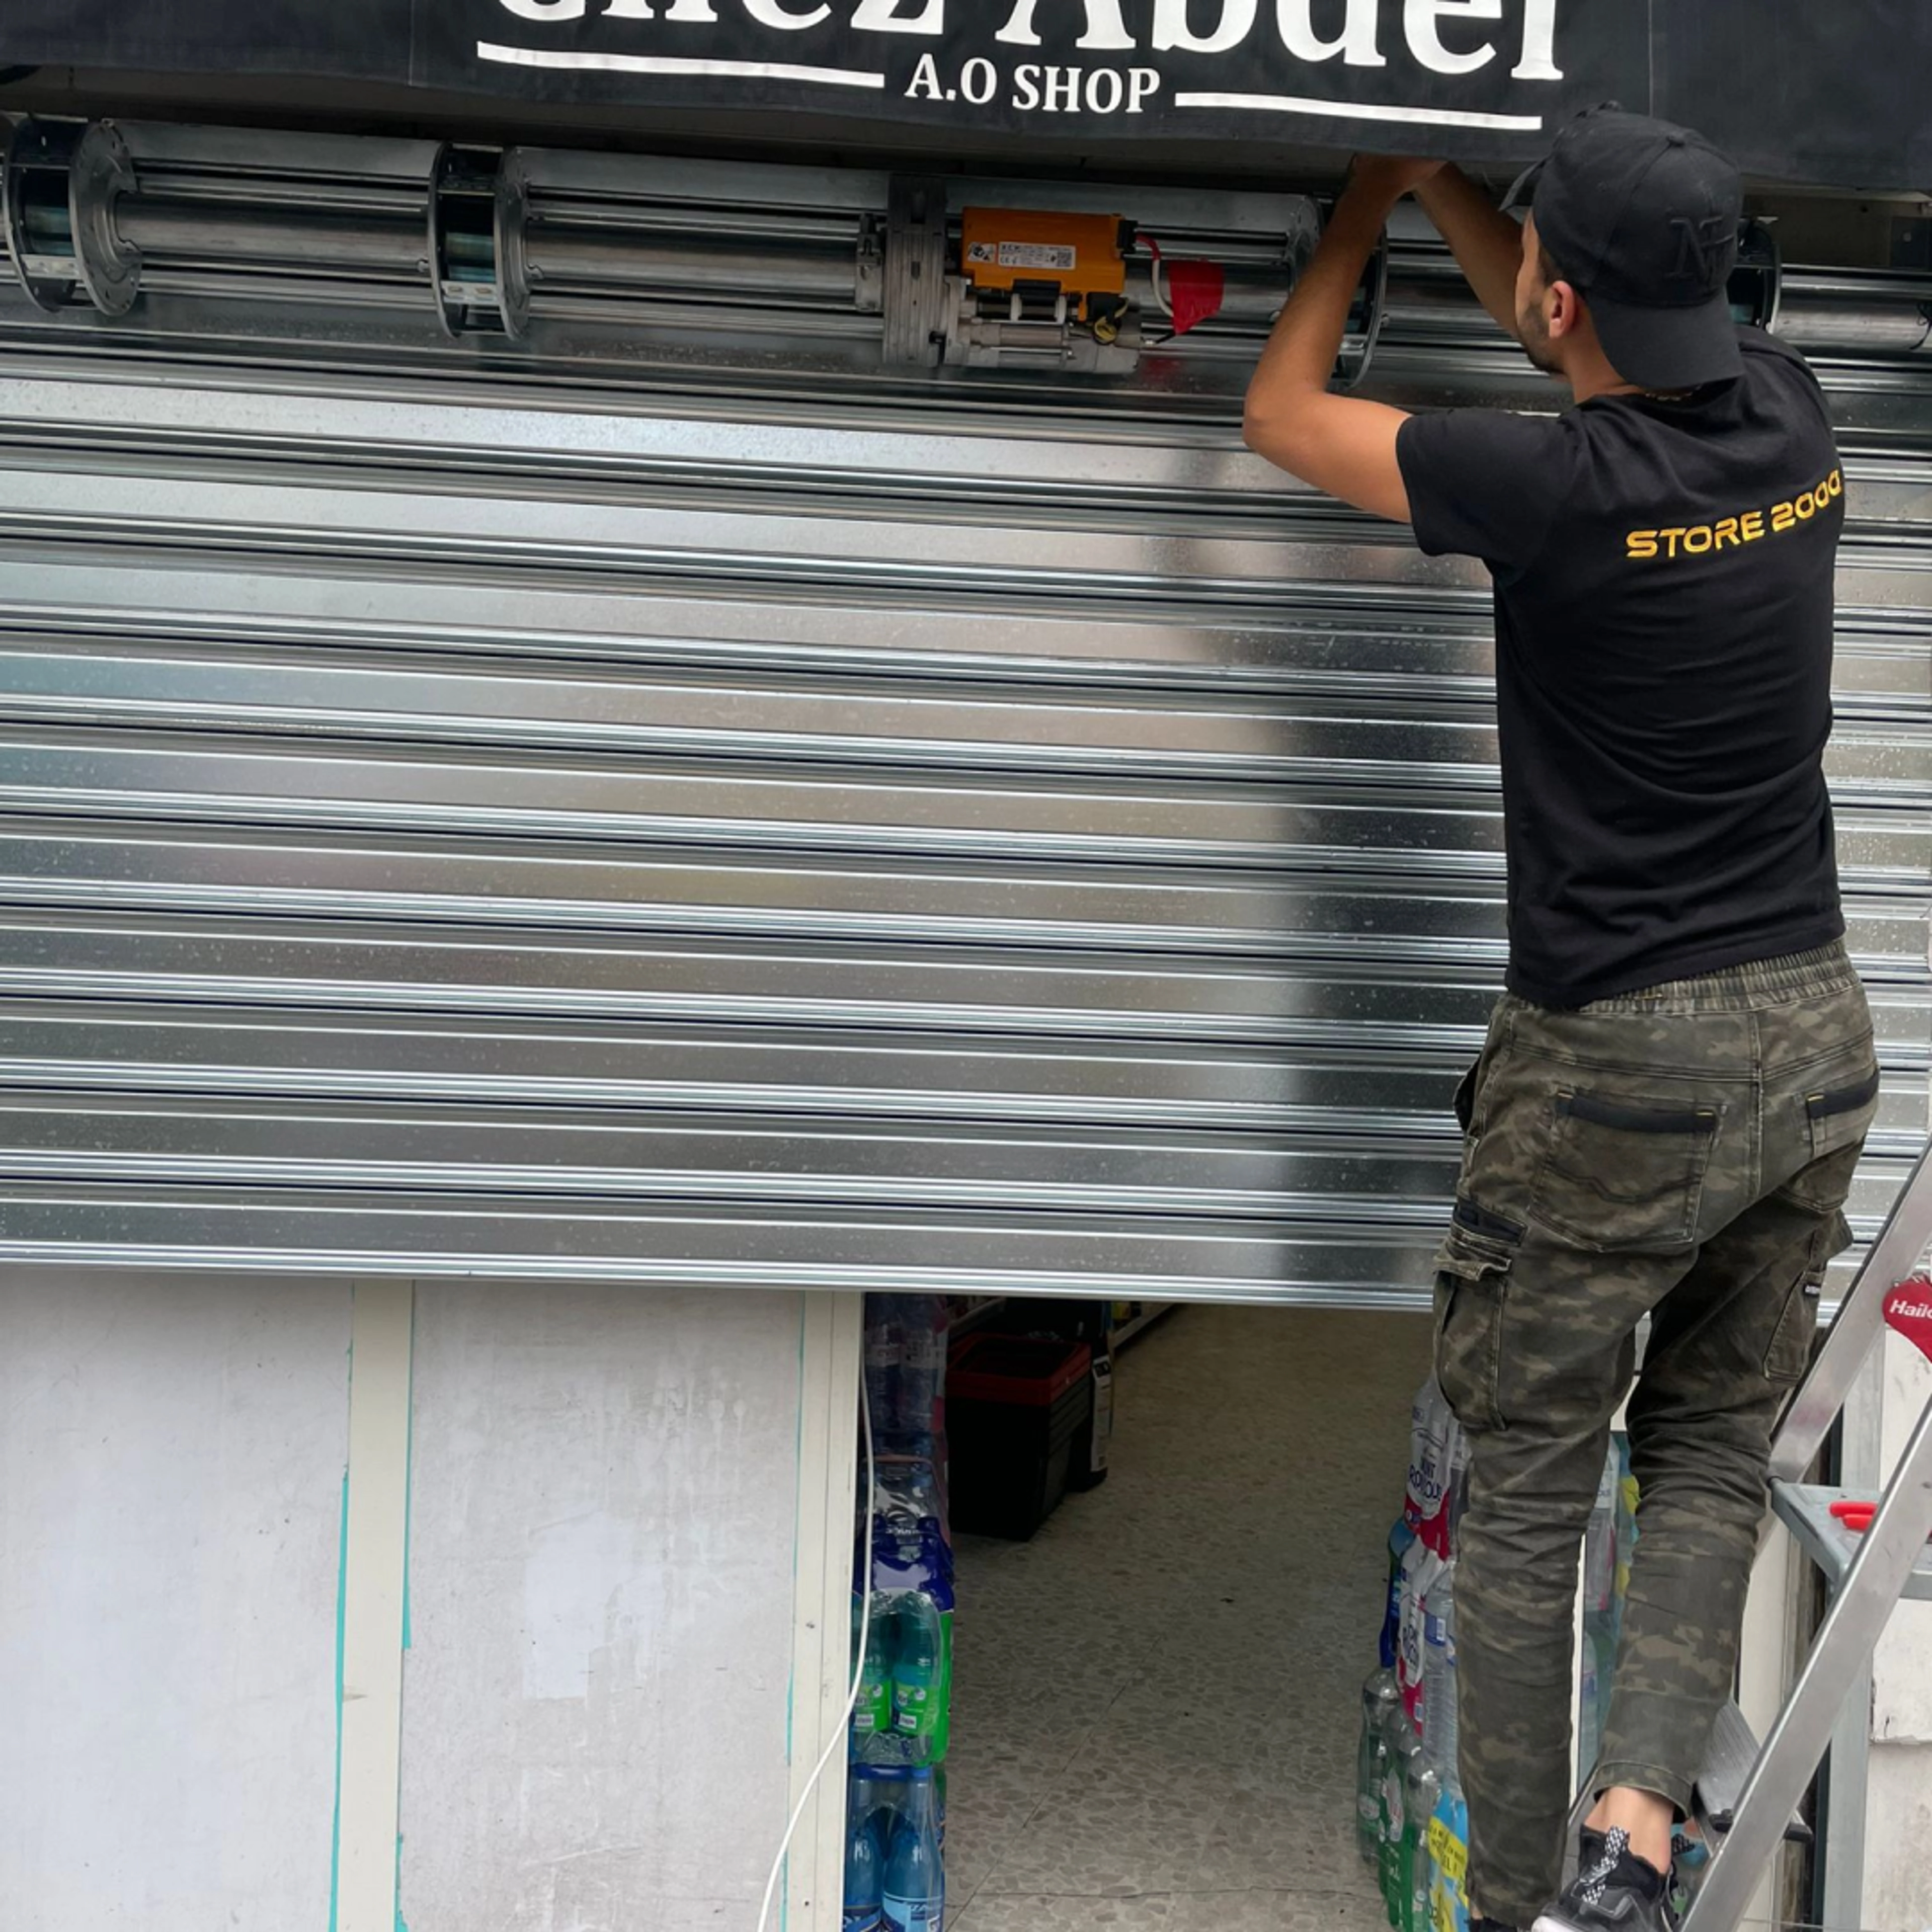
[{"xmin": 1680, "ymin": 1142, "xmax": 1932, "ymax": 1932}]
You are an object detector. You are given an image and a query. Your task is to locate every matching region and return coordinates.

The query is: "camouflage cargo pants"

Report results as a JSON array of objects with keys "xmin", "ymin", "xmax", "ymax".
[{"xmin": 1435, "ymin": 942, "xmax": 1879, "ymax": 1927}]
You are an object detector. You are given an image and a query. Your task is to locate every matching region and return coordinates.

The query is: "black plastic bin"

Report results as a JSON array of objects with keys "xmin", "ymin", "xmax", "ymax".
[
  {"xmin": 973, "ymin": 1299, "xmax": 1113, "ymax": 1492},
  {"xmin": 946, "ymin": 1333, "xmax": 1093, "ymax": 1541}
]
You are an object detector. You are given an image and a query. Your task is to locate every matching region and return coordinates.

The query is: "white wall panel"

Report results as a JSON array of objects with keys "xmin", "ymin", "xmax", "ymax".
[
  {"xmin": 397, "ymin": 1284, "xmax": 816, "ymax": 1931},
  {"xmin": 1871, "ymin": 1329, "xmax": 1932, "ymax": 1744},
  {"xmin": 0, "ymin": 1272, "xmax": 350, "ymax": 1929},
  {"xmin": 1862, "ymin": 1743, "xmax": 1932, "ymax": 1930}
]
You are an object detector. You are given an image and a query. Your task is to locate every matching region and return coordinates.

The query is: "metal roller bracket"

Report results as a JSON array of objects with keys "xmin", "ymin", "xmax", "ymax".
[
  {"xmin": 4, "ymin": 120, "xmax": 79, "ymax": 312},
  {"xmin": 431, "ymin": 142, "xmax": 527, "ymax": 341},
  {"xmin": 1731, "ymin": 217, "xmax": 1782, "ymax": 334},
  {"xmin": 1336, "ymin": 228, "xmax": 1389, "ymax": 391},
  {"xmin": 854, "ymin": 213, "xmax": 884, "ymax": 317},
  {"xmin": 5, "ymin": 118, "xmax": 142, "ymax": 316},
  {"xmin": 496, "ymin": 149, "xmax": 532, "ymax": 343},
  {"xmin": 883, "ymin": 176, "xmax": 949, "ymax": 369}
]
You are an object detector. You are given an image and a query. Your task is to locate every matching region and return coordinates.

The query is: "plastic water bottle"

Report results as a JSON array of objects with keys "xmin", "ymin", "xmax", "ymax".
[
  {"xmin": 901, "ymin": 1458, "xmax": 941, "ymax": 1530},
  {"xmin": 1358, "ymin": 1524, "xmax": 1410, "ymax": 1862},
  {"xmin": 864, "ymin": 1303, "xmax": 901, "ymax": 1441},
  {"xmin": 845, "ymin": 1786, "xmax": 884, "ymax": 1932},
  {"xmin": 892, "ymin": 1592, "xmax": 943, "ymax": 1756},
  {"xmin": 1407, "ymin": 1567, "xmax": 1457, "ymax": 1932},
  {"xmin": 1430, "ymin": 1800, "xmax": 1472, "ymax": 1932},
  {"xmin": 882, "ymin": 1766, "xmax": 944, "ymax": 1932},
  {"xmin": 1429, "ymin": 1787, "xmax": 1471, "ymax": 1932},
  {"xmin": 1443, "ymin": 1432, "xmax": 1472, "ymax": 1559},
  {"xmin": 1398, "ymin": 1542, "xmax": 1441, "ymax": 1735},
  {"xmin": 1358, "ymin": 1656, "xmax": 1403, "ymax": 1864},
  {"xmin": 1577, "ymin": 1627, "xmax": 1605, "ymax": 1777},
  {"xmin": 1361, "ymin": 1681, "xmax": 1395, "ymax": 1867},
  {"xmin": 1400, "ymin": 1737, "xmax": 1441, "ymax": 1931},
  {"xmin": 1422, "ymin": 1578, "xmax": 1470, "ymax": 1932},
  {"xmin": 1416, "ymin": 1402, "xmax": 1461, "ymax": 1560},
  {"xmin": 1398, "ymin": 1568, "xmax": 1451, "ymax": 1932},
  {"xmin": 1404, "ymin": 1379, "xmax": 1439, "ymax": 1533},
  {"xmin": 1379, "ymin": 1705, "xmax": 1422, "ymax": 1922},
  {"xmin": 900, "ymin": 1315, "xmax": 945, "ymax": 1441},
  {"xmin": 1421, "ymin": 1568, "xmax": 1457, "ymax": 1774},
  {"xmin": 853, "ymin": 1592, "xmax": 894, "ymax": 1744},
  {"xmin": 1667, "ymin": 1823, "xmax": 1710, "ymax": 1920},
  {"xmin": 868, "ymin": 1293, "xmax": 945, "ymax": 1442},
  {"xmin": 1579, "ymin": 1443, "xmax": 1621, "ymax": 1768},
  {"xmin": 1584, "ymin": 1447, "xmax": 1619, "ymax": 1612},
  {"xmin": 1615, "ymin": 1434, "xmax": 1640, "ymax": 1632}
]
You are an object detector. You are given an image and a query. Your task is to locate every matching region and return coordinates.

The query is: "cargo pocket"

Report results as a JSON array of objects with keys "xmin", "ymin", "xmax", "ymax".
[
  {"xmin": 1530, "ymin": 1089, "xmax": 1721, "ymax": 1252},
  {"xmin": 1763, "ymin": 1227, "xmax": 1840, "ymax": 1388},
  {"xmin": 1432, "ymin": 1201, "xmax": 1520, "ymax": 1433}
]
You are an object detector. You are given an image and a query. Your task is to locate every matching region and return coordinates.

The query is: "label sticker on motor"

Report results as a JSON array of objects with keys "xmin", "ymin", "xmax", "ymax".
[{"xmin": 995, "ymin": 241, "xmax": 1077, "ymax": 270}]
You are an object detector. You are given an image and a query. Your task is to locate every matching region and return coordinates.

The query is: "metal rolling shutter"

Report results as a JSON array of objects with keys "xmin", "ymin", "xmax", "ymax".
[{"xmin": 0, "ymin": 137, "xmax": 1925, "ymax": 1300}]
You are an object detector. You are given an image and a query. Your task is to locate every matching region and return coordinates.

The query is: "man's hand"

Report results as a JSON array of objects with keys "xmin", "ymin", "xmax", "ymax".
[
  {"xmin": 1240, "ymin": 158, "xmax": 1443, "ymax": 522},
  {"xmin": 1347, "ymin": 154, "xmax": 1447, "ymax": 206}
]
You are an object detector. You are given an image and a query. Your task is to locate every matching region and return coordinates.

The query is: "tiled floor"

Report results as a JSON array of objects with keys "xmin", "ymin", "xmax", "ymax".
[{"xmin": 946, "ymin": 1304, "xmax": 1432, "ymax": 1931}]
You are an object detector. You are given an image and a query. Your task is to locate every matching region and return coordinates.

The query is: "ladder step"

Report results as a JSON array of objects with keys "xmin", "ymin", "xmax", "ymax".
[
  {"xmin": 1694, "ymin": 1701, "xmax": 1812, "ymax": 1845},
  {"xmin": 1771, "ymin": 1480, "xmax": 1932, "ymax": 1601}
]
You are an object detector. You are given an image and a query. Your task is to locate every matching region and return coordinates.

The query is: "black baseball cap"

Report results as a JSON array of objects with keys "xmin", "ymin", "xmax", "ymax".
[{"xmin": 1504, "ymin": 104, "xmax": 1743, "ymax": 390}]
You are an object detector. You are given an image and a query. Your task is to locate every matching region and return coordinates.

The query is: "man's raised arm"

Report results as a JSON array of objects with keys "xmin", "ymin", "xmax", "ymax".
[
  {"xmin": 1241, "ymin": 156, "xmax": 1441, "ymax": 522},
  {"xmin": 1415, "ymin": 164, "xmax": 1530, "ymax": 342}
]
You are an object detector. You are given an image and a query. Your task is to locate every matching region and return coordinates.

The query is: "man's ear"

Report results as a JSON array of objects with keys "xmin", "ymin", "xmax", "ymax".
[{"xmin": 1546, "ymin": 279, "xmax": 1584, "ymax": 341}]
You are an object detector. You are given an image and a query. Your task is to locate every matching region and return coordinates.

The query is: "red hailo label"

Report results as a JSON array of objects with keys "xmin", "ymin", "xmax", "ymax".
[{"xmin": 1883, "ymin": 1275, "xmax": 1932, "ymax": 1367}]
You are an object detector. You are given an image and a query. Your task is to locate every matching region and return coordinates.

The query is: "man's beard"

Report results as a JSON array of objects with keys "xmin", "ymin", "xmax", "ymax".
[{"xmin": 1518, "ymin": 301, "xmax": 1563, "ymax": 377}]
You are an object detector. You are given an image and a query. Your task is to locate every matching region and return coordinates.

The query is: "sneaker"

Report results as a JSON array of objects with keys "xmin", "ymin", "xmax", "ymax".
[{"xmin": 1532, "ymin": 1827, "xmax": 1678, "ymax": 1932}]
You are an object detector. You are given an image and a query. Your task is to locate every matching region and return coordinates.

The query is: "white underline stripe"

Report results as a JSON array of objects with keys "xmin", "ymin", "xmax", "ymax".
[
  {"xmin": 1174, "ymin": 91, "xmax": 1543, "ymax": 131},
  {"xmin": 476, "ymin": 41, "xmax": 888, "ymax": 90}
]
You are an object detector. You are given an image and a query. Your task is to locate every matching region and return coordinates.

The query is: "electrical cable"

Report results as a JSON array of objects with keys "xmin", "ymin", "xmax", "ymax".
[
  {"xmin": 1141, "ymin": 235, "xmax": 1177, "ymax": 320},
  {"xmin": 755, "ymin": 1359, "xmax": 876, "ymax": 1932}
]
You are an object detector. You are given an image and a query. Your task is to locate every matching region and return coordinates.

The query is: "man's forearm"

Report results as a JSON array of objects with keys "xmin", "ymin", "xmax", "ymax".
[
  {"xmin": 1240, "ymin": 159, "xmax": 1431, "ymax": 522},
  {"xmin": 1244, "ymin": 180, "xmax": 1395, "ymax": 432},
  {"xmin": 1414, "ymin": 165, "xmax": 1526, "ymax": 339}
]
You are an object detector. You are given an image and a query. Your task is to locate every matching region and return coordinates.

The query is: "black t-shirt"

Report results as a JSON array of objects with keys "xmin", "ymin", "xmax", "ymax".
[{"xmin": 1396, "ymin": 329, "xmax": 1847, "ymax": 1009}]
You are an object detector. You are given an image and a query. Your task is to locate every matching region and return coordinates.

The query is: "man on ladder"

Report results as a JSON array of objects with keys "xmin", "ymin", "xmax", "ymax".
[{"xmin": 1243, "ymin": 108, "xmax": 1879, "ymax": 1932}]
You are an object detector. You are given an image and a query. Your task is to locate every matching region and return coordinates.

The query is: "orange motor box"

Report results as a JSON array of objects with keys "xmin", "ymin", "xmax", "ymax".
[{"xmin": 959, "ymin": 207, "xmax": 1128, "ymax": 318}]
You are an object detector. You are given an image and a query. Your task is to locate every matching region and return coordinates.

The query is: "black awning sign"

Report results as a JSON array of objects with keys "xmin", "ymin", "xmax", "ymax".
[
  {"xmin": 458, "ymin": 0, "xmax": 1596, "ymax": 140},
  {"xmin": 6, "ymin": 0, "xmax": 1928, "ymax": 192}
]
